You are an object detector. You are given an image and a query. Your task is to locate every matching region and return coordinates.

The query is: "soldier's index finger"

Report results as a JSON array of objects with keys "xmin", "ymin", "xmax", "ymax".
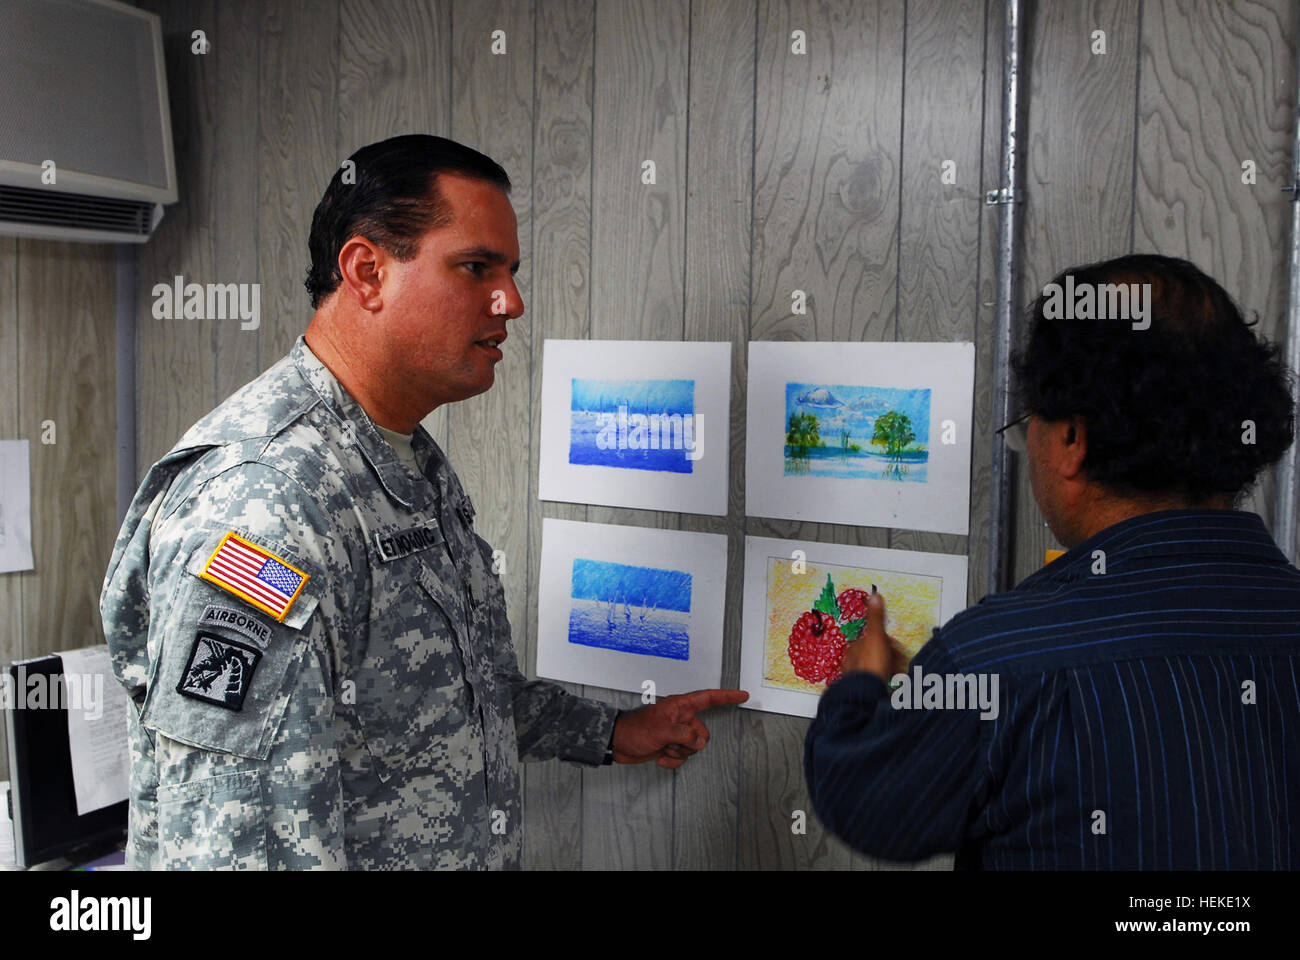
[{"xmin": 680, "ymin": 688, "xmax": 750, "ymax": 713}]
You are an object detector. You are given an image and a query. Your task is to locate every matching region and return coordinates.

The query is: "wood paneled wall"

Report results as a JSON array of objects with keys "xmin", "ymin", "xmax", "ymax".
[
  {"xmin": 89, "ymin": 0, "xmax": 1298, "ymax": 868},
  {"xmin": 0, "ymin": 238, "xmax": 118, "ymax": 783}
]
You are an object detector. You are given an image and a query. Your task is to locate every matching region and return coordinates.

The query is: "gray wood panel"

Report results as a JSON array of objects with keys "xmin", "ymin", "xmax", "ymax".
[
  {"xmin": 447, "ymin": 0, "xmax": 536, "ymax": 860},
  {"xmin": 582, "ymin": 0, "xmax": 690, "ymax": 871},
  {"xmin": 1134, "ymin": 0, "xmax": 1297, "ymax": 530},
  {"xmin": 874, "ymin": 0, "xmax": 990, "ymax": 873},
  {"xmin": 889, "ymin": 0, "xmax": 984, "ymax": 590},
  {"xmin": 672, "ymin": 0, "xmax": 755, "ymax": 872},
  {"xmin": 526, "ymin": 0, "xmax": 595, "ymax": 871},
  {"xmin": 1012, "ymin": 0, "xmax": 1140, "ymax": 585},
  {"xmin": 212, "ymin": 1, "xmax": 265, "ymax": 404},
  {"xmin": 0, "ymin": 237, "xmax": 17, "ymax": 781},
  {"xmin": 743, "ymin": 0, "xmax": 905, "ymax": 871},
  {"xmin": 258, "ymin": 0, "xmax": 339, "ymax": 361},
  {"xmin": 136, "ymin": 0, "xmax": 223, "ymax": 470},
  {"xmin": 17, "ymin": 242, "xmax": 117, "ymax": 656}
]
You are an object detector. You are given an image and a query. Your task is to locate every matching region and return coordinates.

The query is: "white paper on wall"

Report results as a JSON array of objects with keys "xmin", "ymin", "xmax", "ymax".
[
  {"xmin": 745, "ymin": 341, "xmax": 975, "ymax": 535},
  {"xmin": 0, "ymin": 439, "xmax": 34, "ymax": 573},
  {"xmin": 537, "ymin": 518, "xmax": 727, "ymax": 697},
  {"xmin": 538, "ymin": 339, "xmax": 731, "ymax": 516},
  {"xmin": 739, "ymin": 535, "xmax": 968, "ymax": 718}
]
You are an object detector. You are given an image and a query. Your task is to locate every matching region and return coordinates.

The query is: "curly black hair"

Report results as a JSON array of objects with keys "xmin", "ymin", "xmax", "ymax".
[
  {"xmin": 1011, "ymin": 254, "xmax": 1296, "ymax": 501},
  {"xmin": 304, "ymin": 134, "xmax": 511, "ymax": 309}
]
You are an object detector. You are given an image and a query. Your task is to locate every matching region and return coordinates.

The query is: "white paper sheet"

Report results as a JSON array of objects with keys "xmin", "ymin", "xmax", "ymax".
[
  {"xmin": 59, "ymin": 646, "xmax": 130, "ymax": 816},
  {"xmin": 746, "ymin": 342, "xmax": 975, "ymax": 534},
  {"xmin": 537, "ymin": 518, "xmax": 728, "ymax": 696},
  {"xmin": 739, "ymin": 536, "xmax": 968, "ymax": 718},
  {"xmin": 0, "ymin": 440, "xmax": 34, "ymax": 573},
  {"xmin": 0, "ymin": 781, "xmax": 14, "ymax": 866},
  {"xmin": 538, "ymin": 340, "xmax": 731, "ymax": 516}
]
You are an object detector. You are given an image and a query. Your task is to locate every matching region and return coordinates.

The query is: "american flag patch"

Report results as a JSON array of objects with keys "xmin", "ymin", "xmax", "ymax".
[{"xmin": 199, "ymin": 531, "xmax": 310, "ymax": 622}]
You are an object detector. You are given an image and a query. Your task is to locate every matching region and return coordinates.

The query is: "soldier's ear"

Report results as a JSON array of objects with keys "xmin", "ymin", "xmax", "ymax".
[{"xmin": 336, "ymin": 236, "xmax": 385, "ymax": 311}]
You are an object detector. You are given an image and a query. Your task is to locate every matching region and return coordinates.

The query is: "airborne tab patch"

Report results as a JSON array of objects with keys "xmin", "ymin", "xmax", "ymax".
[
  {"xmin": 198, "ymin": 603, "xmax": 273, "ymax": 648},
  {"xmin": 177, "ymin": 633, "xmax": 263, "ymax": 711},
  {"xmin": 199, "ymin": 531, "xmax": 309, "ymax": 622}
]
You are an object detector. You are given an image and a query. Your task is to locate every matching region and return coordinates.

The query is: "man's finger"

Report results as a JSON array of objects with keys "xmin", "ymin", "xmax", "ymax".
[
  {"xmin": 863, "ymin": 589, "xmax": 889, "ymax": 641},
  {"xmin": 675, "ymin": 687, "xmax": 750, "ymax": 715}
]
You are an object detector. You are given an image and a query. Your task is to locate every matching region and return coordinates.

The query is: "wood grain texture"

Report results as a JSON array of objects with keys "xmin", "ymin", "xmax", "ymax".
[
  {"xmin": 862, "ymin": 0, "xmax": 988, "ymax": 874},
  {"xmin": 136, "ymin": 0, "xmax": 222, "ymax": 470},
  {"xmin": 888, "ymin": 0, "xmax": 984, "ymax": 578},
  {"xmin": 447, "ymin": 0, "xmax": 536, "ymax": 863},
  {"xmin": 17, "ymin": 242, "xmax": 117, "ymax": 658},
  {"xmin": 743, "ymin": 0, "xmax": 905, "ymax": 870},
  {"xmin": 258, "ymin": 0, "xmax": 339, "ymax": 361},
  {"xmin": 672, "ymin": 0, "xmax": 755, "ymax": 871},
  {"xmin": 582, "ymin": 0, "xmax": 690, "ymax": 871},
  {"xmin": 1012, "ymin": 0, "xmax": 1140, "ymax": 584},
  {"xmin": 0, "ymin": 236, "xmax": 17, "ymax": 781},
  {"xmin": 526, "ymin": 0, "xmax": 595, "ymax": 871},
  {"xmin": 340, "ymin": 0, "xmax": 453, "ymax": 446},
  {"xmin": 211, "ymin": 1, "xmax": 265, "ymax": 404},
  {"xmin": 1134, "ymin": 0, "xmax": 1297, "ymax": 530}
]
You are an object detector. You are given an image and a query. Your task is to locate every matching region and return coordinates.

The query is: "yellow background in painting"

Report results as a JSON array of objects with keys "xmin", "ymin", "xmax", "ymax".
[{"xmin": 762, "ymin": 557, "xmax": 943, "ymax": 695}]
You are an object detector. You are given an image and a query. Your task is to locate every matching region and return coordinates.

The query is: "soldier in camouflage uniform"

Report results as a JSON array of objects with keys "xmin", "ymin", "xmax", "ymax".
[{"xmin": 100, "ymin": 135, "xmax": 745, "ymax": 870}]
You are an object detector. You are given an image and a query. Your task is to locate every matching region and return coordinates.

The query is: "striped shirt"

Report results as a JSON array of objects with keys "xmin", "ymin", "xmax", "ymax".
[{"xmin": 804, "ymin": 509, "xmax": 1300, "ymax": 869}]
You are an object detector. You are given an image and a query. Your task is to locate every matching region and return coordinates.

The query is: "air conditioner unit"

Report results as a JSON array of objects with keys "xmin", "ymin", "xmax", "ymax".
[{"xmin": 0, "ymin": 0, "xmax": 177, "ymax": 243}]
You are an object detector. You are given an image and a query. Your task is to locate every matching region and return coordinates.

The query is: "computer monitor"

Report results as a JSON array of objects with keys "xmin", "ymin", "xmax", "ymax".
[{"xmin": 4, "ymin": 654, "xmax": 128, "ymax": 867}]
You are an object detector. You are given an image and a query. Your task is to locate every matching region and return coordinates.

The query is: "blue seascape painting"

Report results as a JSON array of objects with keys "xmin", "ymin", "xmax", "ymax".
[
  {"xmin": 568, "ymin": 378, "xmax": 697, "ymax": 474},
  {"xmin": 567, "ymin": 558, "xmax": 692, "ymax": 661},
  {"xmin": 784, "ymin": 383, "xmax": 931, "ymax": 481}
]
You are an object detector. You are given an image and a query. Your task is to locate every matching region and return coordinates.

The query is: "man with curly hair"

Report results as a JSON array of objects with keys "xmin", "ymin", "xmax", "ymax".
[{"xmin": 806, "ymin": 254, "xmax": 1299, "ymax": 870}]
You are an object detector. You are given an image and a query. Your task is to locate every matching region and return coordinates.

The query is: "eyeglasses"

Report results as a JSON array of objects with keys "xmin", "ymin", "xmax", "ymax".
[{"xmin": 995, "ymin": 412, "xmax": 1030, "ymax": 453}]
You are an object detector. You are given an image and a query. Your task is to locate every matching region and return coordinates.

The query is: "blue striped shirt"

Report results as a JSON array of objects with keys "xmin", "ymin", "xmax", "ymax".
[{"xmin": 804, "ymin": 509, "xmax": 1300, "ymax": 869}]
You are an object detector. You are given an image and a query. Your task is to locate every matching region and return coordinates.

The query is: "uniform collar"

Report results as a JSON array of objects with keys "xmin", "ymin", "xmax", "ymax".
[
  {"xmin": 290, "ymin": 335, "xmax": 464, "ymax": 514},
  {"xmin": 1019, "ymin": 508, "xmax": 1291, "ymax": 589}
]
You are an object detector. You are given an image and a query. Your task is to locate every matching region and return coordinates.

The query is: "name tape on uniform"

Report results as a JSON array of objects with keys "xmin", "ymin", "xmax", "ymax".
[
  {"xmin": 373, "ymin": 521, "xmax": 443, "ymax": 563},
  {"xmin": 199, "ymin": 531, "xmax": 309, "ymax": 622}
]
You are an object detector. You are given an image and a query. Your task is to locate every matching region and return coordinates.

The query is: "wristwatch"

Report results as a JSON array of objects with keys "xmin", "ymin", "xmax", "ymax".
[{"xmin": 602, "ymin": 710, "xmax": 623, "ymax": 765}]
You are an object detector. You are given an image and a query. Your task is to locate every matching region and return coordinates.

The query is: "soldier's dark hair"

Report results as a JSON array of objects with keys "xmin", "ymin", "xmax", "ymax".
[
  {"xmin": 1012, "ymin": 253, "xmax": 1295, "ymax": 502},
  {"xmin": 305, "ymin": 134, "xmax": 511, "ymax": 308}
]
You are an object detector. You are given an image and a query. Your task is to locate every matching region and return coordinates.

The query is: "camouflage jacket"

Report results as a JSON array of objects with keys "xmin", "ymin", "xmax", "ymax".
[{"xmin": 99, "ymin": 336, "xmax": 619, "ymax": 870}]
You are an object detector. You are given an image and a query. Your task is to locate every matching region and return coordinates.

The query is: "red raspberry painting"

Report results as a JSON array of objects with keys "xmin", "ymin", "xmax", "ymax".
[{"xmin": 762, "ymin": 559, "xmax": 942, "ymax": 694}]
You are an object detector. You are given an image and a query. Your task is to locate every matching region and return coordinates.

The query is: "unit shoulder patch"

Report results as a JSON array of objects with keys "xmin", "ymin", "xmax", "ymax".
[{"xmin": 177, "ymin": 633, "xmax": 263, "ymax": 711}]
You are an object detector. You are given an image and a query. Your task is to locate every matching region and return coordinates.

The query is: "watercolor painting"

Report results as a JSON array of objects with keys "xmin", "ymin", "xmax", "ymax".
[
  {"xmin": 567, "ymin": 557, "xmax": 692, "ymax": 661},
  {"xmin": 761, "ymin": 557, "xmax": 941, "ymax": 695},
  {"xmin": 568, "ymin": 377, "xmax": 697, "ymax": 474},
  {"xmin": 537, "ymin": 518, "xmax": 727, "ymax": 695},
  {"xmin": 784, "ymin": 383, "xmax": 931, "ymax": 481},
  {"xmin": 746, "ymin": 342, "xmax": 974, "ymax": 534},
  {"xmin": 539, "ymin": 340, "xmax": 730, "ymax": 515}
]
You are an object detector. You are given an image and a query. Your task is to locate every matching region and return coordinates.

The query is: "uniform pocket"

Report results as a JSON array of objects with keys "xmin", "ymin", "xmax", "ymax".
[
  {"xmin": 352, "ymin": 556, "xmax": 473, "ymax": 781},
  {"xmin": 156, "ymin": 769, "xmax": 267, "ymax": 870}
]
